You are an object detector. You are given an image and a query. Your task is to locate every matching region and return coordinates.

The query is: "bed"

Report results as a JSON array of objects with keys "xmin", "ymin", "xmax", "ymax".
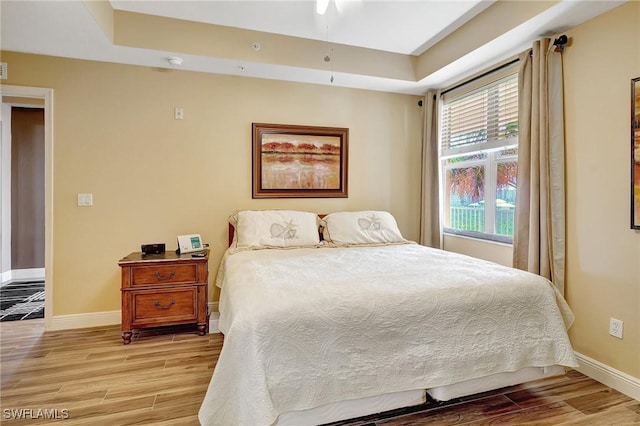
[{"xmin": 198, "ymin": 210, "xmax": 578, "ymax": 426}]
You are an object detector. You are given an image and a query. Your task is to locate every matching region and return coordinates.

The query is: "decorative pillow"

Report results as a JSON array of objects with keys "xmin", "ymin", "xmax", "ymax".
[
  {"xmin": 321, "ymin": 211, "xmax": 406, "ymax": 245},
  {"xmin": 230, "ymin": 210, "xmax": 321, "ymax": 249}
]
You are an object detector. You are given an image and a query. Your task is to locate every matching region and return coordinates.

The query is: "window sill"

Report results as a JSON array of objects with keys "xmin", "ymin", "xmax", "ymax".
[
  {"xmin": 443, "ymin": 228, "xmax": 513, "ymax": 246},
  {"xmin": 442, "ymin": 232, "xmax": 513, "ymax": 267}
]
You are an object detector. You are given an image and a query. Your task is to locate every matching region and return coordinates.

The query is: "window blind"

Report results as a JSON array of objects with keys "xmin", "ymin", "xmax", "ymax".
[{"xmin": 441, "ymin": 73, "xmax": 518, "ymax": 158}]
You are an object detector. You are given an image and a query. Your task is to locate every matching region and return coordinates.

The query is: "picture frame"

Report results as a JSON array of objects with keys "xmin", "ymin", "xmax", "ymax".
[
  {"xmin": 632, "ymin": 77, "xmax": 640, "ymax": 229},
  {"xmin": 252, "ymin": 123, "xmax": 349, "ymax": 198}
]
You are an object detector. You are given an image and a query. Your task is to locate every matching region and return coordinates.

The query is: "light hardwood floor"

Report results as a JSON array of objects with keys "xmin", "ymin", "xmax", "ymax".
[{"xmin": 1, "ymin": 319, "xmax": 639, "ymax": 425}]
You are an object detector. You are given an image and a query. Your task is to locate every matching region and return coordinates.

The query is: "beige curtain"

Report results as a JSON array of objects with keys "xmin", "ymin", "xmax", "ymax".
[
  {"xmin": 419, "ymin": 91, "xmax": 442, "ymax": 248},
  {"xmin": 513, "ymin": 38, "xmax": 566, "ymax": 296}
]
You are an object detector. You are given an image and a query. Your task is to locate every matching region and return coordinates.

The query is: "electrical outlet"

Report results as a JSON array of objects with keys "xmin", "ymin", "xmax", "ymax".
[{"xmin": 609, "ymin": 318, "xmax": 623, "ymax": 339}]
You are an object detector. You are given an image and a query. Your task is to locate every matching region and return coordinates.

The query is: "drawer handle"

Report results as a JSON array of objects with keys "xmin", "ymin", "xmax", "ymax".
[
  {"xmin": 154, "ymin": 271, "xmax": 176, "ymax": 280},
  {"xmin": 154, "ymin": 299, "xmax": 176, "ymax": 309}
]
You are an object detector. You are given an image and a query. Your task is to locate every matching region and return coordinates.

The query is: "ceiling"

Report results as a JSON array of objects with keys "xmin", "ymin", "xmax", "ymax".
[
  {"xmin": 108, "ymin": 0, "xmax": 493, "ymax": 56},
  {"xmin": 0, "ymin": 0, "xmax": 626, "ymax": 95}
]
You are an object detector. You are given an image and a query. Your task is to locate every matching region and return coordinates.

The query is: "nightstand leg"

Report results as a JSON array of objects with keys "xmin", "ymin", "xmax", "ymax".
[
  {"xmin": 197, "ymin": 323, "xmax": 207, "ymax": 336},
  {"xmin": 122, "ymin": 331, "xmax": 132, "ymax": 344}
]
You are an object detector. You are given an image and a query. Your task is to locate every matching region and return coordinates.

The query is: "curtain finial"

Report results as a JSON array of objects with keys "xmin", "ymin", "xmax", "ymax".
[{"xmin": 552, "ymin": 35, "xmax": 568, "ymax": 52}]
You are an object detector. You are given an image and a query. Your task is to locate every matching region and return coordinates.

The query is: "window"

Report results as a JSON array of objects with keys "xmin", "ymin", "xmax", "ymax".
[{"xmin": 440, "ymin": 69, "xmax": 518, "ymax": 243}]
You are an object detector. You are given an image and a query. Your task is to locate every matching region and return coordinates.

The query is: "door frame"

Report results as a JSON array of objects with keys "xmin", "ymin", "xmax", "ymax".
[{"xmin": 1, "ymin": 85, "xmax": 54, "ymax": 329}]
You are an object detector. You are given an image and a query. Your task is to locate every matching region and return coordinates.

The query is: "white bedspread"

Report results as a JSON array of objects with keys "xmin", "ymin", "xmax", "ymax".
[{"xmin": 198, "ymin": 244, "xmax": 577, "ymax": 426}]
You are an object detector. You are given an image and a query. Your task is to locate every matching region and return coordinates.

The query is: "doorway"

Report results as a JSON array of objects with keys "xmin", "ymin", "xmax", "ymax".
[
  {"xmin": 0, "ymin": 106, "xmax": 45, "ymax": 321},
  {"xmin": 0, "ymin": 85, "xmax": 53, "ymax": 328}
]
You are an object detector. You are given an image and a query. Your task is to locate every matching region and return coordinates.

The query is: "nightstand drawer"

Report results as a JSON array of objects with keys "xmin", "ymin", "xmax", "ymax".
[
  {"xmin": 132, "ymin": 288, "xmax": 197, "ymax": 324},
  {"xmin": 131, "ymin": 264, "xmax": 197, "ymax": 286}
]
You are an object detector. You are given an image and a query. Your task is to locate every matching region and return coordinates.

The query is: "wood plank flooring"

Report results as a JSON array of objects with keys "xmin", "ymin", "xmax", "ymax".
[{"xmin": 1, "ymin": 319, "xmax": 638, "ymax": 425}]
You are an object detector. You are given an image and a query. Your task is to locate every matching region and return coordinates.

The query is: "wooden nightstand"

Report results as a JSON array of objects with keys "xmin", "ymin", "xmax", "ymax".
[{"xmin": 118, "ymin": 249, "xmax": 209, "ymax": 344}]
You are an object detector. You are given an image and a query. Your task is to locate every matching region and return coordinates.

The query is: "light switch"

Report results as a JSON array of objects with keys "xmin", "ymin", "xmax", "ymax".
[
  {"xmin": 77, "ymin": 193, "xmax": 93, "ymax": 206},
  {"xmin": 174, "ymin": 107, "xmax": 184, "ymax": 120}
]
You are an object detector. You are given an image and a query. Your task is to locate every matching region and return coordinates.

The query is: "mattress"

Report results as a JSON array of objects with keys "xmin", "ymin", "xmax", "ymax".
[{"xmin": 198, "ymin": 243, "xmax": 577, "ymax": 426}]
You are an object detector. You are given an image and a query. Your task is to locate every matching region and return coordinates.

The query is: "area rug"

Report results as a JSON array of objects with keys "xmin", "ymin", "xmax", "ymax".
[{"xmin": 0, "ymin": 280, "xmax": 45, "ymax": 321}]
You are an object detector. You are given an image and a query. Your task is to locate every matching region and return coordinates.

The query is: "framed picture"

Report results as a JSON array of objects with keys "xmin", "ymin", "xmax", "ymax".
[
  {"xmin": 632, "ymin": 77, "xmax": 640, "ymax": 229},
  {"xmin": 252, "ymin": 123, "xmax": 348, "ymax": 198}
]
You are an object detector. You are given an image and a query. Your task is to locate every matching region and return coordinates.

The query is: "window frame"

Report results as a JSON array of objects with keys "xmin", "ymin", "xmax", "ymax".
[{"xmin": 439, "ymin": 63, "xmax": 519, "ymax": 244}]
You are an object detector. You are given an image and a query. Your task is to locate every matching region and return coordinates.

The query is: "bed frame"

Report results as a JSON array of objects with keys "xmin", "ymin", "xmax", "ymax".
[{"xmin": 273, "ymin": 366, "xmax": 565, "ymax": 425}]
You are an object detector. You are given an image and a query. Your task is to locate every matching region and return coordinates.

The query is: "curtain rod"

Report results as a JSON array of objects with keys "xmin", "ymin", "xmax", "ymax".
[
  {"xmin": 441, "ymin": 57, "xmax": 520, "ymax": 96},
  {"xmin": 438, "ymin": 34, "xmax": 567, "ymax": 98}
]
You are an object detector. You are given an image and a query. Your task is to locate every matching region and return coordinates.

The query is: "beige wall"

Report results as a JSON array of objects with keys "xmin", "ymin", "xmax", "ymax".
[
  {"xmin": 443, "ymin": 234, "xmax": 513, "ymax": 267},
  {"xmin": 0, "ymin": 51, "xmax": 423, "ymax": 312},
  {"xmin": 563, "ymin": 2, "xmax": 639, "ymax": 378}
]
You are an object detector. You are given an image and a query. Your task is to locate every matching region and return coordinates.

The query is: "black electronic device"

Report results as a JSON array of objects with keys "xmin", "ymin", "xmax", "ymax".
[{"xmin": 141, "ymin": 243, "xmax": 166, "ymax": 255}]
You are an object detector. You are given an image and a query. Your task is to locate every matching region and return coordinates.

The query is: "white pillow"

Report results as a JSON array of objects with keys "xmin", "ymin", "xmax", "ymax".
[
  {"xmin": 321, "ymin": 211, "xmax": 406, "ymax": 245},
  {"xmin": 231, "ymin": 210, "xmax": 320, "ymax": 249}
]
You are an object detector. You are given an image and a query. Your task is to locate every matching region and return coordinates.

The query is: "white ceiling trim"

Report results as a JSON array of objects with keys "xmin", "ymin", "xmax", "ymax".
[{"xmin": 0, "ymin": 0, "xmax": 627, "ymax": 95}]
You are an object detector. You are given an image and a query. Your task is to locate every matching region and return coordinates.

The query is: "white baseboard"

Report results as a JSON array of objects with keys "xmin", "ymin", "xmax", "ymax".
[
  {"xmin": 209, "ymin": 301, "xmax": 220, "ymax": 333},
  {"xmin": 209, "ymin": 311, "xmax": 220, "ymax": 334},
  {"xmin": 574, "ymin": 351, "xmax": 640, "ymax": 401},
  {"xmin": 48, "ymin": 301, "xmax": 222, "ymax": 333},
  {"xmin": 1, "ymin": 268, "xmax": 45, "ymax": 285},
  {"xmin": 49, "ymin": 310, "xmax": 120, "ymax": 331}
]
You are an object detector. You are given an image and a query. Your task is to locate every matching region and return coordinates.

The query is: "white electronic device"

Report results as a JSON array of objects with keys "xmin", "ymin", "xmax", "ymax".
[{"xmin": 177, "ymin": 234, "xmax": 203, "ymax": 254}]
